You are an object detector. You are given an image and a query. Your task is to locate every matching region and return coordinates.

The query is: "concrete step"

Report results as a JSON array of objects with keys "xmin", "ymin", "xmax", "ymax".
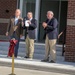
[
  {"xmin": 0, "ymin": 49, "xmax": 62, "ymax": 60},
  {"xmin": 0, "ymin": 47, "xmax": 62, "ymax": 57},
  {"xmin": 0, "ymin": 45, "xmax": 62, "ymax": 53},
  {"xmin": 0, "ymin": 49, "xmax": 62, "ymax": 56},
  {"xmin": 0, "ymin": 42, "xmax": 63, "ymax": 59},
  {"xmin": 0, "ymin": 42, "xmax": 63, "ymax": 51}
]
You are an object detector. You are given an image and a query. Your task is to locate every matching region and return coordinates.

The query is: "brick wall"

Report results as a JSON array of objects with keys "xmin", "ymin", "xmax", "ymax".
[
  {"xmin": 67, "ymin": 0, "xmax": 75, "ymax": 19},
  {"xmin": 0, "ymin": 23, "xmax": 8, "ymax": 35},
  {"xmin": 65, "ymin": 0, "xmax": 75, "ymax": 62},
  {"xmin": 0, "ymin": 0, "xmax": 17, "ymax": 35},
  {"xmin": 0, "ymin": 0, "xmax": 17, "ymax": 18}
]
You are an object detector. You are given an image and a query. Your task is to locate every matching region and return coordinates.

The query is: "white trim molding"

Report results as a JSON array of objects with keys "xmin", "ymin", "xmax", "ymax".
[
  {"xmin": 67, "ymin": 19, "xmax": 75, "ymax": 26},
  {"xmin": 35, "ymin": 0, "xmax": 41, "ymax": 41},
  {"xmin": 19, "ymin": 0, "xmax": 23, "ymax": 17},
  {"xmin": 0, "ymin": 18, "xmax": 9, "ymax": 23}
]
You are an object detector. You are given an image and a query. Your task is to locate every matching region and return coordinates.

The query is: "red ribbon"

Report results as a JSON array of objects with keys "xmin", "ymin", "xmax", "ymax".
[{"xmin": 8, "ymin": 39, "xmax": 18, "ymax": 57}]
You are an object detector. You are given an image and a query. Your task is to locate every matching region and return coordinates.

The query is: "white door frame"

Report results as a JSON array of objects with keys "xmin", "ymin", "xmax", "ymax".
[
  {"xmin": 19, "ymin": 0, "xmax": 23, "ymax": 17},
  {"xmin": 35, "ymin": 0, "xmax": 41, "ymax": 41}
]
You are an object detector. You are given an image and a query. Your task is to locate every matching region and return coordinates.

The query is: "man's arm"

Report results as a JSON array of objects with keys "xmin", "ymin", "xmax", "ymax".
[
  {"xmin": 46, "ymin": 18, "xmax": 58, "ymax": 30},
  {"xmin": 22, "ymin": 17, "xmax": 27, "ymax": 29},
  {"xmin": 20, "ymin": 19, "xmax": 23, "ymax": 35},
  {"xmin": 20, "ymin": 25, "xmax": 23, "ymax": 35},
  {"xmin": 29, "ymin": 19, "xmax": 37, "ymax": 29}
]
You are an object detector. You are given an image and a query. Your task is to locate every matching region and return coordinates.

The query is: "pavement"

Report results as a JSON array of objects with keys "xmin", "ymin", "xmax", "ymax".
[
  {"xmin": 0, "ymin": 42, "xmax": 75, "ymax": 75},
  {"xmin": 0, "ymin": 66, "xmax": 70, "ymax": 75},
  {"xmin": 0, "ymin": 55, "xmax": 75, "ymax": 75},
  {"xmin": 0, "ymin": 41, "xmax": 63, "ymax": 59}
]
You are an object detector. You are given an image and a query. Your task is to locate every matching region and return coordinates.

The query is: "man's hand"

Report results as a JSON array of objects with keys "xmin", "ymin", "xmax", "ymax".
[
  {"xmin": 6, "ymin": 32, "xmax": 8, "ymax": 36},
  {"xmin": 58, "ymin": 32, "xmax": 63, "ymax": 39},
  {"xmin": 22, "ymin": 22, "xmax": 24, "ymax": 27},
  {"xmin": 42, "ymin": 22, "xmax": 47, "ymax": 28},
  {"xmin": 58, "ymin": 35, "xmax": 60, "ymax": 39},
  {"xmin": 28, "ymin": 21, "xmax": 31, "ymax": 24}
]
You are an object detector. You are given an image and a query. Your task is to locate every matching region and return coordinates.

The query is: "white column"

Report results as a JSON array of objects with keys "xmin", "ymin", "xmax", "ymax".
[
  {"xmin": 19, "ymin": 0, "xmax": 23, "ymax": 17},
  {"xmin": 35, "ymin": 0, "xmax": 41, "ymax": 42},
  {"xmin": 19, "ymin": 0, "xmax": 25, "ymax": 40}
]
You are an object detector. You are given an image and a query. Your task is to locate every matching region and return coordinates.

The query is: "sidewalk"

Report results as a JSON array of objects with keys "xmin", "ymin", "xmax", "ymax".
[
  {"xmin": 0, "ymin": 66, "xmax": 69, "ymax": 75},
  {"xmin": 0, "ymin": 55, "xmax": 75, "ymax": 75},
  {"xmin": 0, "ymin": 42, "xmax": 75, "ymax": 75}
]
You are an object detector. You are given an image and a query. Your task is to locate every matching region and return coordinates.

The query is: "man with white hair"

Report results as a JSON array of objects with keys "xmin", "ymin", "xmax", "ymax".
[
  {"xmin": 42, "ymin": 11, "xmax": 58, "ymax": 63},
  {"xmin": 6, "ymin": 9, "xmax": 23, "ymax": 57}
]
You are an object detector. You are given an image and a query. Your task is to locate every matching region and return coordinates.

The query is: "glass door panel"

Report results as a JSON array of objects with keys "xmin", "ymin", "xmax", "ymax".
[{"xmin": 22, "ymin": 0, "xmax": 36, "ymax": 18}]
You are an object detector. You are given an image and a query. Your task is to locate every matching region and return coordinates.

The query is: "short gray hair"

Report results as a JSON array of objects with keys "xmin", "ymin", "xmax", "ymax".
[{"xmin": 47, "ymin": 11, "xmax": 54, "ymax": 16}]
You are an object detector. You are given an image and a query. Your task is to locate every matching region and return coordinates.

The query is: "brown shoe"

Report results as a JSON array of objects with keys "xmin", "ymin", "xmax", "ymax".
[
  {"xmin": 24, "ymin": 56, "xmax": 29, "ymax": 58},
  {"xmin": 41, "ymin": 59, "xmax": 49, "ymax": 62},
  {"xmin": 49, "ymin": 60, "xmax": 56, "ymax": 63}
]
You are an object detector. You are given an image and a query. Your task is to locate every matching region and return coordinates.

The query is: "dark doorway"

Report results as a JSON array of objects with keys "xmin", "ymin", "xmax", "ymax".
[
  {"xmin": 58, "ymin": 1, "xmax": 68, "ymax": 44},
  {"xmin": 38, "ymin": 0, "xmax": 68, "ymax": 44}
]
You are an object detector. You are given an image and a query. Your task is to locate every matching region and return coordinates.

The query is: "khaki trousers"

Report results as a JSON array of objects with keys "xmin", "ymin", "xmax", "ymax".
[
  {"xmin": 45, "ymin": 35, "xmax": 57, "ymax": 62},
  {"xmin": 25, "ymin": 35, "xmax": 34, "ymax": 58}
]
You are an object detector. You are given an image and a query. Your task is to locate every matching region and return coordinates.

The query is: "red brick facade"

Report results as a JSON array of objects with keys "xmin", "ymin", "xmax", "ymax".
[
  {"xmin": 65, "ymin": 0, "xmax": 75, "ymax": 62},
  {"xmin": 0, "ymin": 23, "xmax": 8, "ymax": 35},
  {"xmin": 67, "ymin": 0, "xmax": 75, "ymax": 19},
  {"xmin": 0, "ymin": 0, "xmax": 17, "ymax": 35},
  {"xmin": 0, "ymin": 0, "xmax": 17, "ymax": 18}
]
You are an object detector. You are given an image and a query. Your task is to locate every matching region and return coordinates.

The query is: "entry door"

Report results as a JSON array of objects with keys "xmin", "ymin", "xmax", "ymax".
[
  {"xmin": 38, "ymin": 0, "xmax": 68, "ymax": 44},
  {"xmin": 38, "ymin": 0, "xmax": 59, "ymax": 42}
]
